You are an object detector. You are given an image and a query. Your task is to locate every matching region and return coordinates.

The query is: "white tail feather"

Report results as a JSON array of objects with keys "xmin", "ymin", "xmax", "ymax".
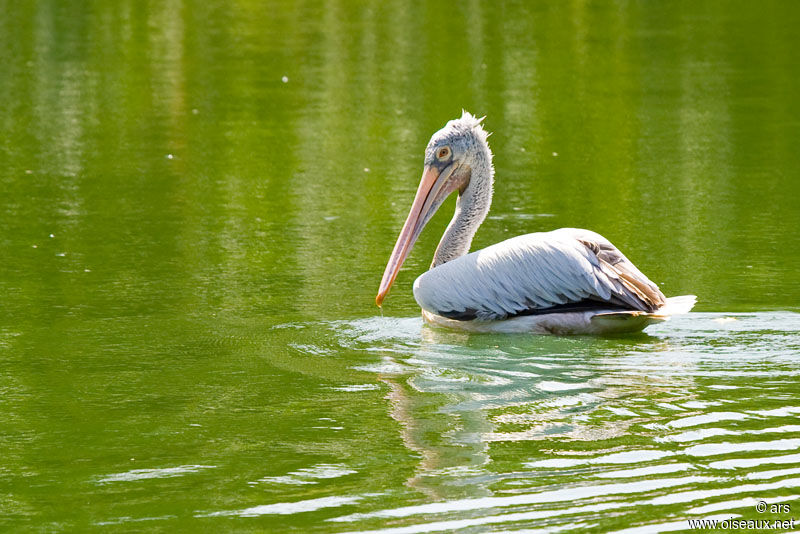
[
  {"xmin": 588, "ymin": 295, "xmax": 697, "ymax": 333},
  {"xmin": 658, "ymin": 295, "xmax": 697, "ymax": 315}
]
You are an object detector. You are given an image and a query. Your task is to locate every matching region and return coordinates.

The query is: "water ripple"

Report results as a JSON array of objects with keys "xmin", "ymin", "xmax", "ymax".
[
  {"xmin": 200, "ymin": 496, "xmax": 362, "ymax": 518},
  {"xmin": 95, "ymin": 465, "xmax": 216, "ymax": 484},
  {"xmin": 266, "ymin": 312, "xmax": 800, "ymax": 532}
]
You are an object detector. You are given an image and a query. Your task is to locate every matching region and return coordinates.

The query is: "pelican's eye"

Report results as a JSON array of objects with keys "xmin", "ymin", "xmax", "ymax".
[{"xmin": 437, "ymin": 146, "xmax": 451, "ymax": 160}]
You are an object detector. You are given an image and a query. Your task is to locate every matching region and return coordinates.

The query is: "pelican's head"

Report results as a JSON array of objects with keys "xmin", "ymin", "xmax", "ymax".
[
  {"xmin": 376, "ymin": 111, "xmax": 494, "ymax": 307},
  {"xmin": 423, "ymin": 111, "xmax": 493, "ymax": 189}
]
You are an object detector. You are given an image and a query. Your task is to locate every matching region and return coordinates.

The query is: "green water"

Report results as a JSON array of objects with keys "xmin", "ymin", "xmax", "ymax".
[{"xmin": 2, "ymin": 1, "xmax": 800, "ymax": 532}]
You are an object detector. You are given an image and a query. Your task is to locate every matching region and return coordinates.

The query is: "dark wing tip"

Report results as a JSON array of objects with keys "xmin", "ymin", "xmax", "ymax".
[
  {"xmin": 578, "ymin": 238, "xmax": 666, "ymax": 312},
  {"xmin": 437, "ymin": 308, "xmax": 479, "ymax": 321}
]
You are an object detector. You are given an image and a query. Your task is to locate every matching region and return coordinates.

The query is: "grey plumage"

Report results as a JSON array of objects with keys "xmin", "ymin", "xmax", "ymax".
[{"xmin": 414, "ymin": 228, "xmax": 666, "ymax": 321}]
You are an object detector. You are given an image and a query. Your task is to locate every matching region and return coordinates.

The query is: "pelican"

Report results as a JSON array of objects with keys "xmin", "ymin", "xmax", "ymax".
[{"xmin": 376, "ymin": 112, "xmax": 696, "ymax": 334}]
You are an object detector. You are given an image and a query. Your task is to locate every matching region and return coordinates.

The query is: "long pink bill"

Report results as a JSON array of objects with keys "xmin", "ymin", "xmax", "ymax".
[{"xmin": 376, "ymin": 163, "xmax": 459, "ymax": 307}]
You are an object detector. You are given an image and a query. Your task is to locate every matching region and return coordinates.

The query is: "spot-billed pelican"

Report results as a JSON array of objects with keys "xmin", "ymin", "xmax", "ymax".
[{"xmin": 376, "ymin": 112, "xmax": 696, "ymax": 334}]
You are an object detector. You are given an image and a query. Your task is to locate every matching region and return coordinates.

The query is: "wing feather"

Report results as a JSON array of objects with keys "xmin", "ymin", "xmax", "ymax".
[{"xmin": 413, "ymin": 228, "xmax": 666, "ymax": 321}]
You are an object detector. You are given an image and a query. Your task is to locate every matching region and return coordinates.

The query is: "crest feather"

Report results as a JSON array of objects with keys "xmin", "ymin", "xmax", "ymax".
[{"xmin": 448, "ymin": 110, "xmax": 490, "ymax": 143}]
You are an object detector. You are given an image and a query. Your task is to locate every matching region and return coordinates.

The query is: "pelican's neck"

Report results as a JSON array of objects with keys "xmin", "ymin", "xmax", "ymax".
[{"xmin": 431, "ymin": 168, "xmax": 493, "ymax": 268}]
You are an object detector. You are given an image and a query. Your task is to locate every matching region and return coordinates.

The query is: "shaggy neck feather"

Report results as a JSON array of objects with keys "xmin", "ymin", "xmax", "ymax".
[{"xmin": 431, "ymin": 161, "xmax": 493, "ymax": 268}]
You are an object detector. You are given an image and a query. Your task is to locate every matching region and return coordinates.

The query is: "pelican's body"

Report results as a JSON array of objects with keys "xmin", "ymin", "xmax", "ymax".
[
  {"xmin": 376, "ymin": 112, "xmax": 695, "ymax": 334},
  {"xmin": 414, "ymin": 228, "xmax": 695, "ymax": 334}
]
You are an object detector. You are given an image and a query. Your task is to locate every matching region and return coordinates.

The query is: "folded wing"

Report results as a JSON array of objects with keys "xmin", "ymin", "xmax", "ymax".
[{"xmin": 413, "ymin": 228, "xmax": 666, "ymax": 321}]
